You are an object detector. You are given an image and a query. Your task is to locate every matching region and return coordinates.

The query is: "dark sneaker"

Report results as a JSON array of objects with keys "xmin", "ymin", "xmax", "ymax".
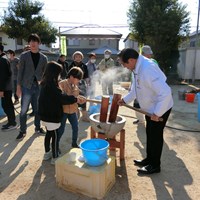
[
  {"xmin": 43, "ymin": 151, "xmax": 52, "ymax": 161},
  {"xmin": 16, "ymin": 131, "xmax": 26, "ymax": 140},
  {"xmin": 133, "ymin": 119, "xmax": 139, "ymax": 124},
  {"xmin": 35, "ymin": 128, "xmax": 46, "ymax": 135},
  {"xmin": 2, "ymin": 123, "xmax": 10, "ymax": 128},
  {"xmin": 14, "ymin": 99, "xmax": 19, "ymax": 105},
  {"xmin": 72, "ymin": 143, "xmax": 79, "ymax": 148},
  {"xmin": 1, "ymin": 123, "xmax": 18, "ymax": 131}
]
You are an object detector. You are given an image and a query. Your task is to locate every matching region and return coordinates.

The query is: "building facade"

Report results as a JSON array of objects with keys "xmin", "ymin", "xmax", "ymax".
[{"xmin": 59, "ymin": 24, "xmax": 122, "ymax": 62}]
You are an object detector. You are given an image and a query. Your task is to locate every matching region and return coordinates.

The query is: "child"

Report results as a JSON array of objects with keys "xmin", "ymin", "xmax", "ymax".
[
  {"xmin": 69, "ymin": 51, "xmax": 89, "ymax": 121},
  {"xmin": 57, "ymin": 66, "xmax": 86, "ymax": 148},
  {"xmin": 38, "ymin": 61, "xmax": 80, "ymax": 165}
]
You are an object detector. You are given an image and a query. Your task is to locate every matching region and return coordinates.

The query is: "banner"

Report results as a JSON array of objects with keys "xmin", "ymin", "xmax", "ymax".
[{"xmin": 60, "ymin": 36, "xmax": 67, "ymax": 55}]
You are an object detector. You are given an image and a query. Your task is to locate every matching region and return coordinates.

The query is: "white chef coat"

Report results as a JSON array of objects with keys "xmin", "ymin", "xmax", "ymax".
[{"xmin": 123, "ymin": 55, "xmax": 173, "ymax": 117}]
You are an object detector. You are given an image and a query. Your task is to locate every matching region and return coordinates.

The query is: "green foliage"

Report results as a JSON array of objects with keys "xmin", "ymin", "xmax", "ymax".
[
  {"xmin": 127, "ymin": 0, "xmax": 190, "ymax": 74},
  {"xmin": 1, "ymin": 0, "xmax": 58, "ymax": 44}
]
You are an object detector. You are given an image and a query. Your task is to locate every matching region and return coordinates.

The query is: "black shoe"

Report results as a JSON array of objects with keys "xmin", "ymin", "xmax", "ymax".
[
  {"xmin": 1, "ymin": 123, "xmax": 18, "ymax": 131},
  {"xmin": 35, "ymin": 128, "xmax": 46, "ymax": 135},
  {"xmin": 2, "ymin": 123, "xmax": 10, "ymax": 128},
  {"xmin": 137, "ymin": 165, "xmax": 161, "ymax": 174},
  {"xmin": 16, "ymin": 131, "xmax": 26, "ymax": 140},
  {"xmin": 72, "ymin": 143, "xmax": 79, "ymax": 148},
  {"xmin": 133, "ymin": 119, "xmax": 139, "ymax": 124},
  {"xmin": 134, "ymin": 159, "xmax": 149, "ymax": 166}
]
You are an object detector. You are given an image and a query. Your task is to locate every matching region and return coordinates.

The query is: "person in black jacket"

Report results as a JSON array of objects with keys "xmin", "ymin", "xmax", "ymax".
[
  {"xmin": 57, "ymin": 54, "xmax": 69, "ymax": 79},
  {"xmin": 69, "ymin": 51, "xmax": 89, "ymax": 121},
  {"xmin": 38, "ymin": 61, "xmax": 85, "ymax": 165},
  {"xmin": 0, "ymin": 45, "xmax": 17, "ymax": 131}
]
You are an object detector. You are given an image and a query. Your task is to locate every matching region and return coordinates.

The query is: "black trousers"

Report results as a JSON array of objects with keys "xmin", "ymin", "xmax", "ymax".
[
  {"xmin": 145, "ymin": 108, "xmax": 172, "ymax": 167},
  {"xmin": 1, "ymin": 90, "xmax": 16, "ymax": 125},
  {"xmin": 13, "ymin": 80, "xmax": 19, "ymax": 101},
  {"xmin": 44, "ymin": 129, "xmax": 59, "ymax": 158}
]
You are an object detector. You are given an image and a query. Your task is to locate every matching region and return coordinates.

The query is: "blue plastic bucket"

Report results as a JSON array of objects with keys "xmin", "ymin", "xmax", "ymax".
[
  {"xmin": 80, "ymin": 139, "xmax": 109, "ymax": 167},
  {"xmin": 197, "ymin": 93, "xmax": 200, "ymax": 122},
  {"xmin": 0, "ymin": 98, "xmax": 5, "ymax": 117}
]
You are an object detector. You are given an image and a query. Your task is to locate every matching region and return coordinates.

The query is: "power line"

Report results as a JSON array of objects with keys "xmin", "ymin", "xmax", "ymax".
[{"xmin": 54, "ymin": 23, "xmax": 129, "ymax": 28}]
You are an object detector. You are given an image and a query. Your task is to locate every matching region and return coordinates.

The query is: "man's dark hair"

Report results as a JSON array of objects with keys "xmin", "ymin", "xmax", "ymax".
[
  {"xmin": 68, "ymin": 66, "xmax": 83, "ymax": 80},
  {"xmin": 7, "ymin": 49, "xmax": 15, "ymax": 56},
  {"xmin": 0, "ymin": 44, "xmax": 4, "ymax": 52},
  {"xmin": 28, "ymin": 33, "xmax": 41, "ymax": 43},
  {"xmin": 59, "ymin": 54, "xmax": 66, "ymax": 58},
  {"xmin": 118, "ymin": 48, "xmax": 139, "ymax": 63}
]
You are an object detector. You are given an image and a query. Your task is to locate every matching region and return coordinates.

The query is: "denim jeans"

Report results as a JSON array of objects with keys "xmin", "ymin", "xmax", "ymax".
[
  {"xmin": 19, "ymin": 83, "xmax": 41, "ymax": 133},
  {"xmin": 57, "ymin": 112, "xmax": 78, "ymax": 145}
]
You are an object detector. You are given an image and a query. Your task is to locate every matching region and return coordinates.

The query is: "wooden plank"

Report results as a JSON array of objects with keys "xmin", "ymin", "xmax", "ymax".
[
  {"xmin": 99, "ymin": 96, "xmax": 110, "ymax": 122},
  {"xmin": 108, "ymin": 93, "xmax": 122, "ymax": 123}
]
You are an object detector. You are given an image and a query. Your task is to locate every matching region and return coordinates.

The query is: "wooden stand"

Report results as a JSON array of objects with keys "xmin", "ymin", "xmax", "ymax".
[{"xmin": 90, "ymin": 126, "xmax": 125, "ymax": 160}]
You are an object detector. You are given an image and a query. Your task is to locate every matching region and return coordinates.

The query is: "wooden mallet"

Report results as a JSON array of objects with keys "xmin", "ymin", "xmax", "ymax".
[{"xmin": 123, "ymin": 104, "xmax": 163, "ymax": 122}]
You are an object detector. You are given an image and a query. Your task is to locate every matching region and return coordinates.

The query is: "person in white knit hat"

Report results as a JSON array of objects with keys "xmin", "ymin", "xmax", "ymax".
[{"xmin": 68, "ymin": 51, "xmax": 89, "ymax": 122}]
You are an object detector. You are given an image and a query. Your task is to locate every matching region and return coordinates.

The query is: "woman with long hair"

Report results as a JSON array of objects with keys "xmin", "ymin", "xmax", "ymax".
[{"xmin": 38, "ymin": 61, "xmax": 80, "ymax": 165}]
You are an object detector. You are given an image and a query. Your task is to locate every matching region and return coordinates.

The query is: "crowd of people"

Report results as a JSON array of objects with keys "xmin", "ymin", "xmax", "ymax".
[
  {"xmin": 0, "ymin": 33, "xmax": 173, "ymax": 172},
  {"xmin": 0, "ymin": 33, "xmax": 118, "ymax": 165}
]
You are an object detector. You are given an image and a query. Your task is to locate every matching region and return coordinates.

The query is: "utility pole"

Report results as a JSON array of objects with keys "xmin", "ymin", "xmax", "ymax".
[{"xmin": 192, "ymin": 0, "xmax": 200, "ymax": 83}]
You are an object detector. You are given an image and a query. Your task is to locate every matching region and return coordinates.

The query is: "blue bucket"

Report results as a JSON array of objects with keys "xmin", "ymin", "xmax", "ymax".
[
  {"xmin": 0, "ymin": 98, "xmax": 5, "ymax": 117},
  {"xmin": 80, "ymin": 139, "xmax": 109, "ymax": 167},
  {"xmin": 197, "ymin": 93, "xmax": 200, "ymax": 122}
]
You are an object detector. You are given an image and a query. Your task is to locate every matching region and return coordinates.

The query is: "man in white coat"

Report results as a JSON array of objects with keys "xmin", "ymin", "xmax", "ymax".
[
  {"xmin": 118, "ymin": 48, "xmax": 173, "ymax": 175},
  {"xmin": 133, "ymin": 45, "xmax": 165, "ymax": 124}
]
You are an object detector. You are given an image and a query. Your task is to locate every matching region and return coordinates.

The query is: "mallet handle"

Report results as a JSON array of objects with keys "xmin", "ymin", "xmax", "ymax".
[
  {"xmin": 86, "ymin": 99, "xmax": 102, "ymax": 104},
  {"xmin": 123, "ymin": 104, "xmax": 163, "ymax": 122}
]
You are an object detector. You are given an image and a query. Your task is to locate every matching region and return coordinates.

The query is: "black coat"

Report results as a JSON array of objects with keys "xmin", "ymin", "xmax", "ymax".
[
  {"xmin": 57, "ymin": 59, "xmax": 69, "ymax": 79},
  {"xmin": 69, "ymin": 61, "xmax": 89, "ymax": 96},
  {"xmin": 0, "ymin": 53, "xmax": 12, "ymax": 91},
  {"xmin": 69, "ymin": 61, "xmax": 89, "ymax": 79},
  {"xmin": 38, "ymin": 81, "xmax": 77, "ymax": 123}
]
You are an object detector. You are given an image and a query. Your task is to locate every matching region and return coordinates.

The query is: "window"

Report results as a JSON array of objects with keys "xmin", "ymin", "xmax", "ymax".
[
  {"xmin": 68, "ymin": 39, "xmax": 80, "ymax": 46},
  {"xmin": 89, "ymin": 39, "xmax": 95, "ymax": 46},
  {"xmin": 17, "ymin": 38, "xmax": 23, "ymax": 45}
]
